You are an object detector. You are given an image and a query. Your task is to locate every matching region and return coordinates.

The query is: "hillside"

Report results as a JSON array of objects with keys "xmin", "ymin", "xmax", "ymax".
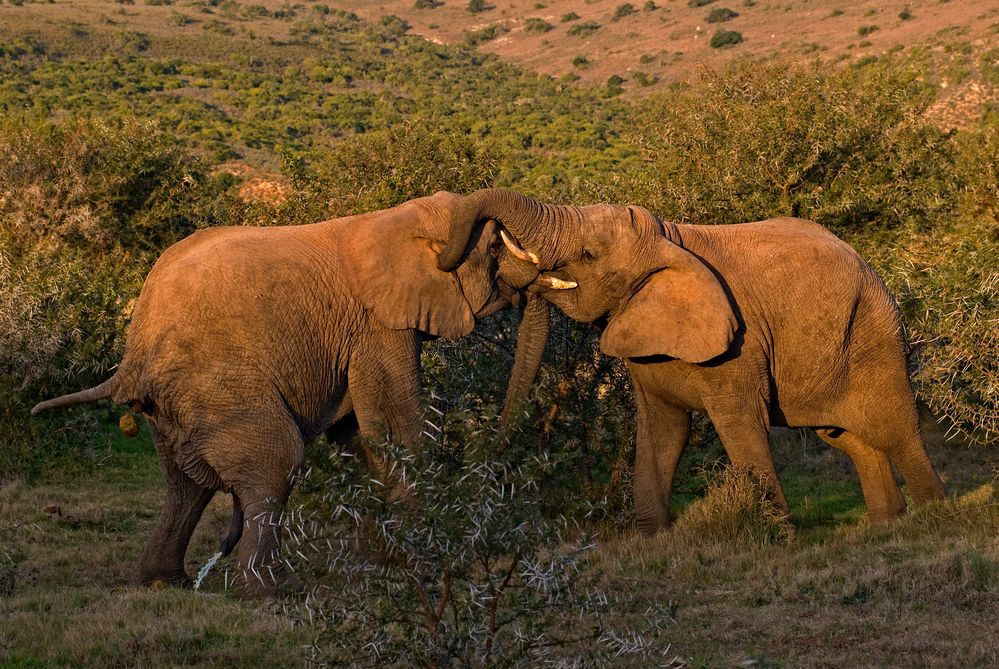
[{"xmin": 326, "ymin": 0, "xmax": 999, "ymax": 127}]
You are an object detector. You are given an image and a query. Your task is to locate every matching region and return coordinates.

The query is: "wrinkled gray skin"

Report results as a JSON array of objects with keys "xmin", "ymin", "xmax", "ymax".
[
  {"xmin": 32, "ymin": 191, "xmax": 549, "ymax": 596},
  {"xmin": 440, "ymin": 189, "xmax": 947, "ymax": 533}
]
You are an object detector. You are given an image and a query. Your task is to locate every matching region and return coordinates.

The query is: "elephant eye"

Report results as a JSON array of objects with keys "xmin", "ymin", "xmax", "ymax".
[{"xmin": 581, "ymin": 249, "xmax": 595, "ymax": 263}]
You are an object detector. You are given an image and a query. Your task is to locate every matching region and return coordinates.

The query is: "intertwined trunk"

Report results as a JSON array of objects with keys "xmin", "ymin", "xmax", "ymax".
[{"xmin": 436, "ymin": 188, "xmax": 581, "ymax": 271}]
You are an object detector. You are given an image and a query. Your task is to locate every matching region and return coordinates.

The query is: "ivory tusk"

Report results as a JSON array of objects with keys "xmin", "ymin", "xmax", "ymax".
[
  {"xmin": 536, "ymin": 275, "xmax": 577, "ymax": 290},
  {"xmin": 500, "ymin": 230, "xmax": 540, "ymax": 266}
]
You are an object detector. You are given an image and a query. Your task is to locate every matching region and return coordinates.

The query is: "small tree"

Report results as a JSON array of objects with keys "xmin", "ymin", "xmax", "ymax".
[{"xmin": 706, "ymin": 7, "xmax": 738, "ymax": 22}]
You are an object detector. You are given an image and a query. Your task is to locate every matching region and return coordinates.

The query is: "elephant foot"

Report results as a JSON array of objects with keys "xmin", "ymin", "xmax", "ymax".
[{"xmin": 140, "ymin": 570, "xmax": 193, "ymax": 590}]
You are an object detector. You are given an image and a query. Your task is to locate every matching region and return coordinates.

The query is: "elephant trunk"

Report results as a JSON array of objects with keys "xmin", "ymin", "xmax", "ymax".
[{"xmin": 437, "ymin": 188, "xmax": 579, "ymax": 272}]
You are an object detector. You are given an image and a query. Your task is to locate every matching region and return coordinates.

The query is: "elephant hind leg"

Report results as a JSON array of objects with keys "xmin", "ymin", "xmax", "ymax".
[
  {"xmin": 140, "ymin": 443, "xmax": 217, "ymax": 587},
  {"xmin": 209, "ymin": 420, "xmax": 305, "ymax": 598},
  {"xmin": 815, "ymin": 428, "xmax": 905, "ymax": 522},
  {"xmin": 839, "ymin": 365, "xmax": 947, "ymax": 506},
  {"xmin": 851, "ymin": 414, "xmax": 947, "ymax": 506}
]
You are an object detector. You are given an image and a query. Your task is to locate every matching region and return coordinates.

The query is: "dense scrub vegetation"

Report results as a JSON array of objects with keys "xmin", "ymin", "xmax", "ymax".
[
  {"xmin": 2, "ymin": 7, "xmax": 999, "ymax": 666},
  {"xmin": 0, "ymin": 8, "xmax": 632, "ymax": 182},
  {"xmin": 1, "ymin": 10, "xmax": 996, "ymax": 483}
]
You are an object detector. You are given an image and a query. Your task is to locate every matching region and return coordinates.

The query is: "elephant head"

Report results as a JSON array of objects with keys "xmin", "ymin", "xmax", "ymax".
[
  {"xmin": 438, "ymin": 188, "xmax": 737, "ymax": 364},
  {"xmin": 339, "ymin": 190, "xmax": 552, "ymax": 420}
]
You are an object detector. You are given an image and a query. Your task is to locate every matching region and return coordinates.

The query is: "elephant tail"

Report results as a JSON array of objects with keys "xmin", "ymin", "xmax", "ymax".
[{"xmin": 31, "ymin": 377, "xmax": 117, "ymax": 415}]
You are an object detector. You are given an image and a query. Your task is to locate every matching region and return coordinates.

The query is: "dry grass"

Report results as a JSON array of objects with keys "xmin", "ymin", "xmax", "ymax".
[
  {"xmin": 4, "ymin": 426, "xmax": 999, "ymax": 667},
  {"xmin": 597, "ymin": 463, "xmax": 999, "ymax": 668},
  {"xmin": 0, "ymin": 453, "xmax": 308, "ymax": 668}
]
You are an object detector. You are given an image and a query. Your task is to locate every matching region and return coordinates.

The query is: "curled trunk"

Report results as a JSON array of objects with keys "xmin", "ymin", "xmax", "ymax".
[{"xmin": 437, "ymin": 188, "xmax": 579, "ymax": 272}]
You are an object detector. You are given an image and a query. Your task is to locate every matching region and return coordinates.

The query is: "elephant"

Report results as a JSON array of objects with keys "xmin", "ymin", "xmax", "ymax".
[
  {"xmin": 437, "ymin": 188, "xmax": 948, "ymax": 533},
  {"xmin": 31, "ymin": 191, "xmax": 552, "ymax": 595}
]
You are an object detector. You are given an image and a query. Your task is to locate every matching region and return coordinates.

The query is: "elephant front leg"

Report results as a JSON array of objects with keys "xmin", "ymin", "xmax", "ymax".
[
  {"xmin": 708, "ymin": 399, "xmax": 789, "ymax": 514},
  {"xmin": 348, "ymin": 329, "xmax": 424, "ymax": 450},
  {"xmin": 633, "ymin": 386, "xmax": 691, "ymax": 535},
  {"xmin": 139, "ymin": 448, "xmax": 216, "ymax": 587}
]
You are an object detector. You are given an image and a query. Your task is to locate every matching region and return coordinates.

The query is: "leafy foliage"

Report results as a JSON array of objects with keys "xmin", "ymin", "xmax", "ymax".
[
  {"xmin": 626, "ymin": 63, "xmax": 950, "ymax": 233},
  {"xmin": 0, "ymin": 117, "xmax": 241, "ymax": 477}
]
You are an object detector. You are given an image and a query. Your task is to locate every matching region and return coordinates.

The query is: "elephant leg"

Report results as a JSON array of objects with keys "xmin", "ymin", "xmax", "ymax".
[
  {"xmin": 139, "ymin": 443, "xmax": 216, "ymax": 587},
  {"xmin": 840, "ymin": 366, "xmax": 947, "ymax": 505},
  {"xmin": 708, "ymin": 400, "xmax": 788, "ymax": 513},
  {"xmin": 849, "ymin": 411, "xmax": 946, "ymax": 506},
  {"xmin": 633, "ymin": 385, "xmax": 690, "ymax": 534},
  {"xmin": 348, "ymin": 329, "xmax": 423, "ymax": 450},
  {"xmin": 210, "ymin": 419, "xmax": 305, "ymax": 598},
  {"xmin": 815, "ymin": 428, "xmax": 906, "ymax": 522}
]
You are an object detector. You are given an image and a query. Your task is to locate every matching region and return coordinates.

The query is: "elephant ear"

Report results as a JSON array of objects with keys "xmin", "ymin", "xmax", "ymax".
[
  {"xmin": 600, "ymin": 242, "xmax": 737, "ymax": 362},
  {"xmin": 339, "ymin": 197, "xmax": 475, "ymax": 340}
]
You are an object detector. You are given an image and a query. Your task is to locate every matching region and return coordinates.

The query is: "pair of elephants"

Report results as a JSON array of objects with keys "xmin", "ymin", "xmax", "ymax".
[{"xmin": 34, "ymin": 188, "xmax": 947, "ymax": 595}]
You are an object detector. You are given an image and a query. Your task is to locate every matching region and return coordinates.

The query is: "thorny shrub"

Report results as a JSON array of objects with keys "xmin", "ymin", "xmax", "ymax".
[{"xmin": 278, "ymin": 425, "xmax": 680, "ymax": 668}]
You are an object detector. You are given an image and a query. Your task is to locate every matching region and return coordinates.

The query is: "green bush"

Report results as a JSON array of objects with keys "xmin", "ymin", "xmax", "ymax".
[
  {"xmin": 706, "ymin": 7, "xmax": 739, "ymax": 23},
  {"xmin": 0, "ymin": 117, "xmax": 241, "ymax": 479},
  {"xmin": 560, "ymin": 11, "xmax": 579, "ymax": 22},
  {"xmin": 858, "ymin": 24, "xmax": 879, "ymax": 36},
  {"xmin": 612, "ymin": 3, "xmax": 636, "ymax": 20},
  {"xmin": 524, "ymin": 17, "xmax": 552, "ymax": 34},
  {"xmin": 633, "ymin": 71, "xmax": 658, "ymax": 87},
  {"xmin": 281, "ymin": 122, "xmax": 496, "ymax": 223},
  {"xmin": 626, "ymin": 63, "xmax": 951, "ymax": 233},
  {"xmin": 466, "ymin": 0, "xmax": 492, "ymax": 13},
  {"xmin": 710, "ymin": 29, "xmax": 743, "ymax": 47},
  {"xmin": 567, "ymin": 20, "xmax": 600, "ymax": 37}
]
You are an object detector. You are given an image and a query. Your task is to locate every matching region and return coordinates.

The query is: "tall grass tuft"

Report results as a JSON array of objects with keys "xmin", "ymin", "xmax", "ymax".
[{"xmin": 669, "ymin": 466, "xmax": 794, "ymax": 550}]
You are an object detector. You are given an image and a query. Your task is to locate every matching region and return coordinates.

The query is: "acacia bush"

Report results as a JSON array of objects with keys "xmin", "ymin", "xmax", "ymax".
[
  {"xmin": 280, "ymin": 421, "xmax": 675, "ymax": 667},
  {"xmin": 627, "ymin": 63, "xmax": 951, "ymax": 233},
  {"xmin": 0, "ymin": 117, "xmax": 241, "ymax": 478},
  {"xmin": 280, "ymin": 122, "xmax": 497, "ymax": 223}
]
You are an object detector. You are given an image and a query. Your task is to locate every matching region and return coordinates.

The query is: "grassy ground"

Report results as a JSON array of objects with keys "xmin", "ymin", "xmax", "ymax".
[{"xmin": 3, "ymin": 416, "xmax": 998, "ymax": 667}]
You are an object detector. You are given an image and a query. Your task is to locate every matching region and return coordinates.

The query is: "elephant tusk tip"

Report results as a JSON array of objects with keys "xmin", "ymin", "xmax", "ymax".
[{"xmin": 537, "ymin": 275, "xmax": 577, "ymax": 290}]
